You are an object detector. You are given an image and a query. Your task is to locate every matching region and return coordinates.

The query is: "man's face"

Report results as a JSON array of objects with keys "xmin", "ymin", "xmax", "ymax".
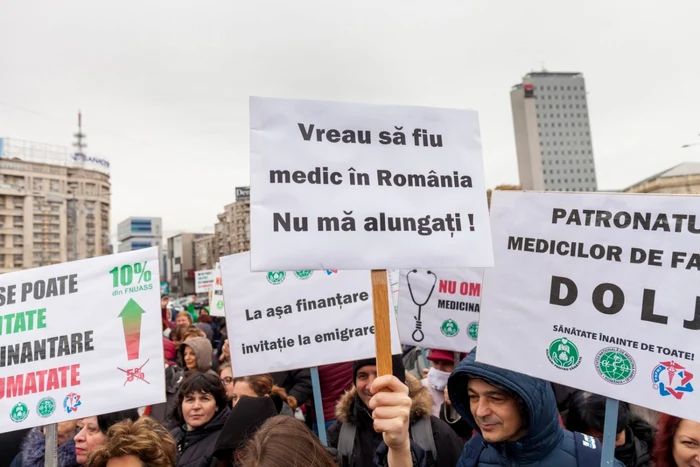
[
  {"xmin": 355, "ymin": 365, "xmax": 377, "ymax": 407},
  {"xmin": 467, "ymin": 378, "xmax": 527, "ymax": 443}
]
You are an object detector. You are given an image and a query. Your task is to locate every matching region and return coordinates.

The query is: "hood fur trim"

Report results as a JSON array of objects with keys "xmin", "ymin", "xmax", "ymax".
[{"xmin": 335, "ymin": 372, "xmax": 432, "ymax": 423}]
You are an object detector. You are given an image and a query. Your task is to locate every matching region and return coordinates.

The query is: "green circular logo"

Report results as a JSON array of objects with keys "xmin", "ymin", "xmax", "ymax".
[
  {"xmin": 294, "ymin": 270, "xmax": 313, "ymax": 280},
  {"xmin": 547, "ymin": 337, "xmax": 581, "ymax": 370},
  {"xmin": 467, "ymin": 322, "xmax": 479, "ymax": 340},
  {"xmin": 10, "ymin": 402, "xmax": 29, "ymax": 423},
  {"xmin": 441, "ymin": 319, "xmax": 460, "ymax": 338},
  {"xmin": 266, "ymin": 271, "xmax": 286, "ymax": 285},
  {"xmin": 216, "ymin": 300, "xmax": 224, "ymax": 310},
  {"xmin": 595, "ymin": 347, "xmax": 636, "ymax": 385},
  {"xmin": 37, "ymin": 397, "xmax": 56, "ymax": 418}
]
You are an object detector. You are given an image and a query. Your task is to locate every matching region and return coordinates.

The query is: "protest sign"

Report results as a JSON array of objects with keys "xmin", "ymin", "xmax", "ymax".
[
  {"xmin": 249, "ymin": 96, "xmax": 493, "ymax": 271},
  {"xmin": 195, "ymin": 269, "xmax": 215, "ymax": 294},
  {"xmin": 220, "ymin": 252, "xmax": 401, "ymax": 376},
  {"xmin": 0, "ymin": 248, "xmax": 164, "ymax": 434},
  {"xmin": 208, "ymin": 268, "xmax": 226, "ymax": 317},
  {"xmin": 478, "ymin": 191, "xmax": 700, "ymax": 422},
  {"xmin": 398, "ymin": 268, "xmax": 482, "ymax": 352}
]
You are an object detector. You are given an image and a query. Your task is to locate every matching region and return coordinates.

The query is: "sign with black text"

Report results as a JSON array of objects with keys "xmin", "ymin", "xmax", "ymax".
[
  {"xmin": 398, "ymin": 268, "xmax": 482, "ymax": 352},
  {"xmin": 220, "ymin": 253, "xmax": 401, "ymax": 376},
  {"xmin": 249, "ymin": 96, "xmax": 493, "ymax": 271},
  {"xmin": 478, "ymin": 191, "xmax": 700, "ymax": 422},
  {"xmin": 0, "ymin": 248, "xmax": 164, "ymax": 433}
]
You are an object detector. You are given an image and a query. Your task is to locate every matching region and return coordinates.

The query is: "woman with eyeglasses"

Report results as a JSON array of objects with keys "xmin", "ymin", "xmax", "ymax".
[{"xmin": 219, "ymin": 362, "xmax": 235, "ymax": 401}]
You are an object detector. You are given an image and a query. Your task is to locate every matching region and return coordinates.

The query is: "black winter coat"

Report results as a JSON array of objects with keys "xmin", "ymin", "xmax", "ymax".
[
  {"xmin": 328, "ymin": 373, "xmax": 463, "ymax": 467},
  {"xmin": 271, "ymin": 369, "xmax": 313, "ymax": 407},
  {"xmin": 615, "ymin": 424, "xmax": 653, "ymax": 467},
  {"xmin": 171, "ymin": 406, "xmax": 231, "ymax": 467}
]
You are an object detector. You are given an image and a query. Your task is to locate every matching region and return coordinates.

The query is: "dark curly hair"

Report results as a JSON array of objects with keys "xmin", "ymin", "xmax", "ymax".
[
  {"xmin": 96, "ymin": 408, "xmax": 140, "ymax": 434},
  {"xmin": 177, "ymin": 372, "xmax": 228, "ymax": 420}
]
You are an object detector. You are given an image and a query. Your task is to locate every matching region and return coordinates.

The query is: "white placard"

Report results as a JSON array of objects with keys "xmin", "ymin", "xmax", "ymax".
[
  {"xmin": 0, "ymin": 248, "xmax": 164, "ymax": 434},
  {"xmin": 195, "ymin": 269, "xmax": 216, "ymax": 294},
  {"xmin": 479, "ymin": 191, "xmax": 700, "ymax": 422},
  {"xmin": 220, "ymin": 252, "xmax": 401, "ymax": 376},
  {"xmin": 249, "ymin": 96, "xmax": 493, "ymax": 271},
  {"xmin": 208, "ymin": 269, "xmax": 226, "ymax": 317},
  {"xmin": 398, "ymin": 268, "xmax": 482, "ymax": 352}
]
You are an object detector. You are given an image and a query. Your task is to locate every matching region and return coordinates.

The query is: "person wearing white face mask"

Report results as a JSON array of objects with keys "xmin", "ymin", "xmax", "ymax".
[{"xmin": 421, "ymin": 349, "xmax": 465, "ymax": 418}]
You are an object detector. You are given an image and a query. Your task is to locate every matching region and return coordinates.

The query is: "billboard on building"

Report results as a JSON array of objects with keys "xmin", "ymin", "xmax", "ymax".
[
  {"xmin": 0, "ymin": 138, "xmax": 109, "ymax": 174},
  {"xmin": 235, "ymin": 186, "xmax": 250, "ymax": 201}
]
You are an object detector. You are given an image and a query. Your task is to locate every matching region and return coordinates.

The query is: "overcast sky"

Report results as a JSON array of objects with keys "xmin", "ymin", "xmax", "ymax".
[{"xmin": 1, "ymin": 0, "xmax": 699, "ymax": 240}]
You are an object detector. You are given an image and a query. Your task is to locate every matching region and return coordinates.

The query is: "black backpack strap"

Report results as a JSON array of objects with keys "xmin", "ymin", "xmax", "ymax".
[
  {"xmin": 338, "ymin": 421, "xmax": 357, "ymax": 467},
  {"xmin": 410, "ymin": 417, "xmax": 438, "ymax": 464}
]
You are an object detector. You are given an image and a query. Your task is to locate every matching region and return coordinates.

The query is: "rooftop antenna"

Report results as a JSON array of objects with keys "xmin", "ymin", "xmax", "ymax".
[
  {"xmin": 541, "ymin": 62, "xmax": 548, "ymax": 72},
  {"xmin": 73, "ymin": 110, "xmax": 87, "ymax": 166}
]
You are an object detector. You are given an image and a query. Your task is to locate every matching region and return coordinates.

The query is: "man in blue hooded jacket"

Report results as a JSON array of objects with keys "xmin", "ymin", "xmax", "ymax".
[{"xmin": 446, "ymin": 348, "xmax": 624, "ymax": 467}]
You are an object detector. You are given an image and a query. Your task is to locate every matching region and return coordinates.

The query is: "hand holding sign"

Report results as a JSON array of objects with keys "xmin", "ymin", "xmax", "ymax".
[{"xmin": 369, "ymin": 374, "xmax": 412, "ymax": 463}]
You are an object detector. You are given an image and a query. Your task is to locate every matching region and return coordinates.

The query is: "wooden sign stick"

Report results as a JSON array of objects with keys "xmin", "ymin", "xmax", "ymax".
[{"xmin": 371, "ymin": 269, "xmax": 393, "ymax": 378}]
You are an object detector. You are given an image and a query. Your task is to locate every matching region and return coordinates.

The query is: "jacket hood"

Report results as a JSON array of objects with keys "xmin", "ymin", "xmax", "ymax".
[
  {"xmin": 178, "ymin": 337, "xmax": 213, "ymax": 373},
  {"xmin": 335, "ymin": 372, "xmax": 431, "ymax": 423},
  {"xmin": 448, "ymin": 347, "xmax": 563, "ymax": 462},
  {"xmin": 21, "ymin": 427, "xmax": 80, "ymax": 467},
  {"xmin": 213, "ymin": 396, "xmax": 279, "ymax": 460}
]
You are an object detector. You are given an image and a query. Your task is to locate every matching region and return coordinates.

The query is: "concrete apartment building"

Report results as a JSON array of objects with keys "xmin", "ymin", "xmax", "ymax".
[
  {"xmin": 167, "ymin": 232, "xmax": 210, "ymax": 296},
  {"xmin": 214, "ymin": 186, "xmax": 250, "ymax": 259},
  {"xmin": 510, "ymin": 72, "xmax": 598, "ymax": 192},
  {"xmin": 194, "ymin": 234, "xmax": 217, "ymax": 271},
  {"xmin": 0, "ymin": 138, "xmax": 110, "ymax": 273}
]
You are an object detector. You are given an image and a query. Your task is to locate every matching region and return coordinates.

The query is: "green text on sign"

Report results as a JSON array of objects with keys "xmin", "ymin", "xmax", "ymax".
[{"xmin": 109, "ymin": 262, "xmax": 152, "ymax": 288}]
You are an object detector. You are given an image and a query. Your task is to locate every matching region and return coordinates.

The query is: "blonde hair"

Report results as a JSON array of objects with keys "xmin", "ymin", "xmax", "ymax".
[
  {"xmin": 238, "ymin": 416, "xmax": 337, "ymax": 467},
  {"xmin": 234, "ymin": 374, "xmax": 297, "ymax": 410},
  {"xmin": 175, "ymin": 311, "xmax": 193, "ymax": 326},
  {"xmin": 87, "ymin": 417, "xmax": 176, "ymax": 467}
]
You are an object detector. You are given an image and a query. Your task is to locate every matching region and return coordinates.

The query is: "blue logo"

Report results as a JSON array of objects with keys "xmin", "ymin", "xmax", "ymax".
[
  {"xmin": 72, "ymin": 153, "xmax": 110, "ymax": 168},
  {"xmin": 63, "ymin": 393, "xmax": 82, "ymax": 413},
  {"xmin": 652, "ymin": 361, "xmax": 694, "ymax": 399}
]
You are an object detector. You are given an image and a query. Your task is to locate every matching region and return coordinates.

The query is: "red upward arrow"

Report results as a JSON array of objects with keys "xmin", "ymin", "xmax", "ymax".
[{"xmin": 118, "ymin": 299, "xmax": 145, "ymax": 360}]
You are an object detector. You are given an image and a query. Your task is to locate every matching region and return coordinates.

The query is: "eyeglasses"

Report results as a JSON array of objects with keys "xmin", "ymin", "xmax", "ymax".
[{"xmin": 221, "ymin": 377, "xmax": 233, "ymax": 384}]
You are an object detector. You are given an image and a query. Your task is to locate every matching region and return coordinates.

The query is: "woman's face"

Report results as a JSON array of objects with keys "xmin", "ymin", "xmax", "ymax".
[
  {"xmin": 182, "ymin": 391, "xmax": 218, "ymax": 430},
  {"xmin": 176, "ymin": 315, "xmax": 190, "ymax": 327},
  {"xmin": 673, "ymin": 419, "xmax": 700, "ymax": 467},
  {"xmin": 220, "ymin": 367, "xmax": 235, "ymax": 399},
  {"xmin": 231, "ymin": 380, "xmax": 258, "ymax": 406},
  {"xmin": 183, "ymin": 346, "xmax": 198, "ymax": 370},
  {"xmin": 74, "ymin": 416, "xmax": 107, "ymax": 465}
]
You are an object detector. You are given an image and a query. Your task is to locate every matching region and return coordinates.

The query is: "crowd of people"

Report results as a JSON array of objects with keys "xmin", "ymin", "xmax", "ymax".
[{"xmin": 1, "ymin": 295, "xmax": 699, "ymax": 467}]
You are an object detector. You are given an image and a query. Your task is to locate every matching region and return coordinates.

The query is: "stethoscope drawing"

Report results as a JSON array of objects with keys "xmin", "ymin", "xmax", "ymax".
[{"xmin": 406, "ymin": 269, "xmax": 438, "ymax": 343}]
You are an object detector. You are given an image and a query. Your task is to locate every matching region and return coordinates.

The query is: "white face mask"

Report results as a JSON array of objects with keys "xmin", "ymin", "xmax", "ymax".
[{"xmin": 427, "ymin": 367, "xmax": 451, "ymax": 391}]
